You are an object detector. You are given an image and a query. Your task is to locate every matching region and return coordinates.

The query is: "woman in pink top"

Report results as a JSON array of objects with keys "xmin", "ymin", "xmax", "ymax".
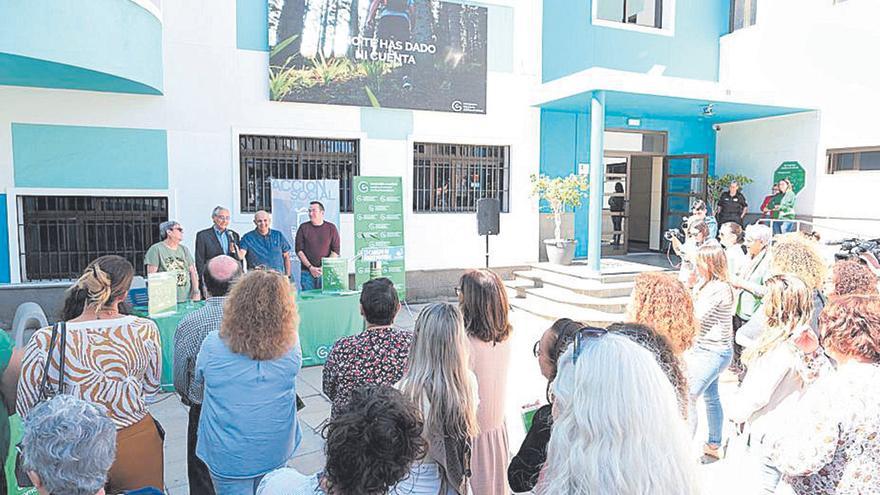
[{"xmin": 458, "ymin": 269, "xmax": 513, "ymax": 495}]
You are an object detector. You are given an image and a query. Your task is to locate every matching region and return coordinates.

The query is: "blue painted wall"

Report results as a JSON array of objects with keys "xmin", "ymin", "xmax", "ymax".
[
  {"xmin": 237, "ymin": 0, "xmax": 269, "ymax": 51},
  {"xmin": 0, "ymin": 195, "xmax": 9, "ymax": 283},
  {"xmin": 540, "ymin": 109, "xmax": 716, "ymax": 257},
  {"xmin": 0, "ymin": 0, "xmax": 164, "ymax": 94},
  {"xmin": 542, "ymin": 0, "xmax": 730, "ymax": 82},
  {"xmin": 12, "ymin": 124, "xmax": 169, "ymax": 190}
]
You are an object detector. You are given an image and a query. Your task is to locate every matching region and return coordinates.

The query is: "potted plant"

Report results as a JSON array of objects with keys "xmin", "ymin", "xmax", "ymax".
[{"xmin": 530, "ymin": 173, "xmax": 589, "ymax": 265}]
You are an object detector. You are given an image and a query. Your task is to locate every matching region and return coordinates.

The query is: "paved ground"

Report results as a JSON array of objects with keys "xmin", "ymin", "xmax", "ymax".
[{"xmin": 151, "ymin": 303, "xmax": 783, "ymax": 495}]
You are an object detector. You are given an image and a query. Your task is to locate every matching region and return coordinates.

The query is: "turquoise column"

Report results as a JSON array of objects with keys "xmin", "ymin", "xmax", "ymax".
[{"xmin": 587, "ymin": 91, "xmax": 605, "ymax": 272}]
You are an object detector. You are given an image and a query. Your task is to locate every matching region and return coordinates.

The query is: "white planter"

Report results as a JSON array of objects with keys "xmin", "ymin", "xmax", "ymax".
[{"xmin": 544, "ymin": 239, "xmax": 577, "ymax": 265}]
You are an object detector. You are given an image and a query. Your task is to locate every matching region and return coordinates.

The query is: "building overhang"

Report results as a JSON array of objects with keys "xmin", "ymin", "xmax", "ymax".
[
  {"xmin": 0, "ymin": 0, "xmax": 164, "ymax": 95},
  {"xmin": 534, "ymin": 67, "xmax": 814, "ymax": 124}
]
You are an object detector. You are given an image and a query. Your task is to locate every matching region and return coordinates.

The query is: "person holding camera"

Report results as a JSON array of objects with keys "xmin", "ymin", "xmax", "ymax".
[
  {"xmin": 671, "ymin": 220, "xmax": 711, "ymax": 288},
  {"xmin": 689, "ymin": 200, "xmax": 718, "ymax": 239}
]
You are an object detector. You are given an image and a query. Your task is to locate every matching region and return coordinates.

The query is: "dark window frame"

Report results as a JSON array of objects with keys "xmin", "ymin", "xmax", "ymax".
[
  {"xmin": 17, "ymin": 195, "xmax": 168, "ymax": 282},
  {"xmin": 597, "ymin": 0, "xmax": 664, "ymax": 29},
  {"xmin": 239, "ymin": 135, "xmax": 360, "ymax": 213},
  {"xmin": 413, "ymin": 142, "xmax": 510, "ymax": 214},
  {"xmin": 729, "ymin": 0, "xmax": 758, "ymax": 33},
  {"xmin": 827, "ymin": 146, "xmax": 880, "ymax": 174}
]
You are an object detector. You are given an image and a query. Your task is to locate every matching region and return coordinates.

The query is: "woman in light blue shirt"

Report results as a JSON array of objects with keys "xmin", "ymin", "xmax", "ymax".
[{"xmin": 195, "ymin": 269, "xmax": 303, "ymax": 495}]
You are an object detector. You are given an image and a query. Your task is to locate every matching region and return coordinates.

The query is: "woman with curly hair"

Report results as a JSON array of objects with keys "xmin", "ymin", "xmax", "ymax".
[
  {"xmin": 392, "ymin": 303, "xmax": 479, "ymax": 495},
  {"xmin": 825, "ymin": 259, "xmax": 879, "ymax": 297},
  {"xmin": 626, "ymin": 272, "xmax": 697, "ymax": 354},
  {"xmin": 195, "ymin": 269, "xmax": 302, "ymax": 494},
  {"xmin": 766, "ymin": 295, "xmax": 880, "ymax": 494},
  {"xmin": 738, "ymin": 233, "xmax": 829, "ymax": 350},
  {"xmin": 457, "ymin": 269, "xmax": 513, "ymax": 495},
  {"xmin": 258, "ymin": 385, "xmax": 428, "ymax": 495}
]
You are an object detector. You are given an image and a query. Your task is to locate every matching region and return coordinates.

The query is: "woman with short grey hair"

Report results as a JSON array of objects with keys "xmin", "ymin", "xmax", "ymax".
[
  {"xmin": 21, "ymin": 395, "xmax": 116, "ymax": 495},
  {"xmin": 145, "ymin": 219, "xmax": 201, "ymax": 302}
]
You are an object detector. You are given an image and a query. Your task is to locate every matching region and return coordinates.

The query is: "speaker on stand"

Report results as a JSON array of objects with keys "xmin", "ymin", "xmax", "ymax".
[{"xmin": 477, "ymin": 198, "xmax": 500, "ymax": 268}]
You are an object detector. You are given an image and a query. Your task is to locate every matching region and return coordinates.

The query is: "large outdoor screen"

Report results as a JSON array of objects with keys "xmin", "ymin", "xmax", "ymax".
[{"xmin": 268, "ymin": 0, "xmax": 488, "ymax": 114}]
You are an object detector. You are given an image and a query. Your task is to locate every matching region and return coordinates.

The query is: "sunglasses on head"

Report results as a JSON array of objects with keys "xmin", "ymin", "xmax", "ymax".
[{"xmin": 572, "ymin": 326, "xmax": 608, "ymax": 364}]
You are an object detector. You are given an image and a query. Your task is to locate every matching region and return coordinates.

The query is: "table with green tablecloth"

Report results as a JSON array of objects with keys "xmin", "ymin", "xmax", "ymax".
[{"xmin": 133, "ymin": 290, "xmax": 364, "ymax": 391}]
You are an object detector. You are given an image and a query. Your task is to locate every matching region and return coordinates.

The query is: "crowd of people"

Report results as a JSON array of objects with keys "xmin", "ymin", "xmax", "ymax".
[{"xmin": 0, "ymin": 193, "xmax": 878, "ymax": 495}]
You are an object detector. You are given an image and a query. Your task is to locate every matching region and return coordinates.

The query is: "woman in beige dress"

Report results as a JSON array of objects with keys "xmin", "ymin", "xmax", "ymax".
[{"xmin": 458, "ymin": 269, "xmax": 513, "ymax": 495}]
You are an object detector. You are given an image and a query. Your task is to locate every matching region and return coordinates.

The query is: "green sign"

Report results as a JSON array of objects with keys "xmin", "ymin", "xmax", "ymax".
[
  {"xmin": 321, "ymin": 257, "xmax": 349, "ymax": 293},
  {"xmin": 353, "ymin": 177, "xmax": 406, "ymax": 297},
  {"xmin": 774, "ymin": 161, "xmax": 806, "ymax": 194},
  {"xmin": 147, "ymin": 271, "xmax": 177, "ymax": 317}
]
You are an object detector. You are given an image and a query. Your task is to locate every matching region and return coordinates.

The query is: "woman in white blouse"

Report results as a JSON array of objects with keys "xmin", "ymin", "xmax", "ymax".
[
  {"xmin": 766, "ymin": 294, "xmax": 880, "ymax": 495},
  {"xmin": 728, "ymin": 275, "xmax": 827, "ymax": 494}
]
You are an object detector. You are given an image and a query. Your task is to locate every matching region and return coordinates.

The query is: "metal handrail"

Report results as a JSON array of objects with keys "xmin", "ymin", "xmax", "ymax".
[{"xmin": 755, "ymin": 217, "xmax": 874, "ymax": 242}]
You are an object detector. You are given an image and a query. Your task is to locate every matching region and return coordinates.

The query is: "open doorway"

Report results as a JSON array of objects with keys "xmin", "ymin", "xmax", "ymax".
[{"xmin": 600, "ymin": 130, "xmax": 667, "ymax": 255}]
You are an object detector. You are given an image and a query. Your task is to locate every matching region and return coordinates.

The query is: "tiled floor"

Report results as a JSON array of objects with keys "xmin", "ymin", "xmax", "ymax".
[{"xmin": 152, "ymin": 302, "xmax": 779, "ymax": 495}]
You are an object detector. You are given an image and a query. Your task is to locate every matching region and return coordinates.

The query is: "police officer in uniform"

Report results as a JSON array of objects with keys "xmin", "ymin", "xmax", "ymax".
[{"xmin": 716, "ymin": 180, "xmax": 748, "ymax": 227}]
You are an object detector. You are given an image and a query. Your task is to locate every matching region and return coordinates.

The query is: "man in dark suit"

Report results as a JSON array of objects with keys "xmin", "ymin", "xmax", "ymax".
[{"xmin": 194, "ymin": 206, "xmax": 241, "ymax": 298}]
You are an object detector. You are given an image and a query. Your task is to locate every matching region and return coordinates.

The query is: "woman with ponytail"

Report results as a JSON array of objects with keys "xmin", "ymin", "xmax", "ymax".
[{"xmin": 17, "ymin": 255, "xmax": 164, "ymax": 492}]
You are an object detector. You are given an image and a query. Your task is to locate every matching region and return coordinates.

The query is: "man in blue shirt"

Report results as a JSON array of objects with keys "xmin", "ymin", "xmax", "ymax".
[{"xmin": 239, "ymin": 210, "xmax": 291, "ymax": 275}]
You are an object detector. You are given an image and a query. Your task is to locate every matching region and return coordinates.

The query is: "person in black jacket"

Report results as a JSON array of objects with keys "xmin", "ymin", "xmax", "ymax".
[
  {"xmin": 508, "ymin": 318, "xmax": 582, "ymax": 493},
  {"xmin": 194, "ymin": 206, "xmax": 241, "ymax": 298}
]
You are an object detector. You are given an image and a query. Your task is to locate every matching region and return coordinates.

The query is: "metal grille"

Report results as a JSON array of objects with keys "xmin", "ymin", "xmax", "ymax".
[
  {"xmin": 413, "ymin": 143, "xmax": 510, "ymax": 213},
  {"xmin": 239, "ymin": 135, "xmax": 359, "ymax": 213},
  {"xmin": 18, "ymin": 196, "xmax": 168, "ymax": 281}
]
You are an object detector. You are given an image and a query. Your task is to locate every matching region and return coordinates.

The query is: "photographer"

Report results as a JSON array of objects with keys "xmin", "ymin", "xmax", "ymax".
[
  {"xmin": 670, "ymin": 220, "xmax": 710, "ymax": 288},
  {"xmin": 689, "ymin": 200, "xmax": 718, "ymax": 239}
]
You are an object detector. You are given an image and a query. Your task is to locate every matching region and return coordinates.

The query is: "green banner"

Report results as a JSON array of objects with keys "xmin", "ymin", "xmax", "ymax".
[{"xmin": 354, "ymin": 177, "xmax": 406, "ymax": 297}]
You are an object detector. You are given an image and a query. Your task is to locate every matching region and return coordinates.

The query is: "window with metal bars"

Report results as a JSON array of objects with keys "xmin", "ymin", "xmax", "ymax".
[
  {"xmin": 18, "ymin": 196, "xmax": 168, "ymax": 281},
  {"xmin": 413, "ymin": 143, "xmax": 510, "ymax": 213},
  {"xmin": 239, "ymin": 135, "xmax": 359, "ymax": 213}
]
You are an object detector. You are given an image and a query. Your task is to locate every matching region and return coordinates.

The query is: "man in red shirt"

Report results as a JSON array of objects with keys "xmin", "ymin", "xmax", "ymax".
[{"xmin": 294, "ymin": 201, "xmax": 341, "ymax": 290}]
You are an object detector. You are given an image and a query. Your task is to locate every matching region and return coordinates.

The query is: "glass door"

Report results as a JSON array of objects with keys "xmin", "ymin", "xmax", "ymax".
[
  {"xmin": 661, "ymin": 154, "xmax": 709, "ymax": 244},
  {"xmin": 602, "ymin": 155, "xmax": 629, "ymax": 256}
]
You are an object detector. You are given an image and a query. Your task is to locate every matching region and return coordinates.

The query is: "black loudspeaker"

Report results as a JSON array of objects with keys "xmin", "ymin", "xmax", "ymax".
[{"xmin": 477, "ymin": 198, "xmax": 500, "ymax": 235}]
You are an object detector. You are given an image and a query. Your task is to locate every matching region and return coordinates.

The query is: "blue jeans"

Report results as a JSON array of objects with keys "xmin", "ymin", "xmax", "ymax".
[
  {"xmin": 300, "ymin": 271, "xmax": 322, "ymax": 291},
  {"xmin": 687, "ymin": 346, "xmax": 733, "ymax": 446},
  {"xmin": 210, "ymin": 473, "xmax": 266, "ymax": 495},
  {"xmin": 779, "ymin": 220, "xmax": 795, "ymax": 234}
]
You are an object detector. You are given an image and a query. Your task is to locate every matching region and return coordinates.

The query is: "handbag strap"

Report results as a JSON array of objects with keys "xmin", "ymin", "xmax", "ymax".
[{"xmin": 37, "ymin": 321, "xmax": 67, "ymax": 400}]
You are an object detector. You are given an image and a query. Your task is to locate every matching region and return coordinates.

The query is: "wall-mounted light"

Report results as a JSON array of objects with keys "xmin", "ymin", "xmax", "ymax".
[
  {"xmin": 702, "ymin": 104, "xmax": 715, "ymax": 117},
  {"xmin": 627, "ymin": 118, "xmax": 641, "ymax": 127}
]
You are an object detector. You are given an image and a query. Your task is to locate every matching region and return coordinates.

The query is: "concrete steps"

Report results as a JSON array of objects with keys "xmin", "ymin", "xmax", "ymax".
[
  {"xmin": 505, "ymin": 288, "xmax": 624, "ymax": 327},
  {"xmin": 520, "ymin": 285, "xmax": 630, "ymax": 313},
  {"xmin": 512, "ymin": 269, "xmax": 635, "ymax": 298}
]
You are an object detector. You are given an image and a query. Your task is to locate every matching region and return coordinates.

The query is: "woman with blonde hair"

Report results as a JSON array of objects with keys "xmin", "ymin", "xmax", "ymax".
[
  {"xmin": 17, "ymin": 255, "xmax": 163, "ymax": 492},
  {"xmin": 392, "ymin": 303, "xmax": 479, "ymax": 495},
  {"xmin": 729, "ymin": 274, "xmax": 825, "ymax": 494},
  {"xmin": 537, "ymin": 331, "xmax": 699, "ymax": 495},
  {"xmin": 687, "ymin": 242, "xmax": 734, "ymax": 462},
  {"xmin": 627, "ymin": 272, "xmax": 698, "ymax": 354},
  {"xmin": 195, "ymin": 269, "xmax": 302, "ymax": 494},
  {"xmin": 457, "ymin": 269, "xmax": 513, "ymax": 495},
  {"xmin": 737, "ymin": 233, "xmax": 830, "ymax": 349}
]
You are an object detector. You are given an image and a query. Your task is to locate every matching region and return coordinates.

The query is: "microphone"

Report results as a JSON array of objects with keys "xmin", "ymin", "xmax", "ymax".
[{"xmin": 226, "ymin": 231, "xmax": 238, "ymax": 256}]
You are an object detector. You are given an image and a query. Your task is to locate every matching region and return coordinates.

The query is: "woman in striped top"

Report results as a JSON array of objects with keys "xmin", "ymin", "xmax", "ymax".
[
  {"xmin": 686, "ymin": 242, "xmax": 734, "ymax": 463},
  {"xmin": 17, "ymin": 255, "xmax": 163, "ymax": 492}
]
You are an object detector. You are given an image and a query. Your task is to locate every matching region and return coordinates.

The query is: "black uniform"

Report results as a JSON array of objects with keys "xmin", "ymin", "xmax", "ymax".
[{"xmin": 717, "ymin": 190, "xmax": 748, "ymax": 226}]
